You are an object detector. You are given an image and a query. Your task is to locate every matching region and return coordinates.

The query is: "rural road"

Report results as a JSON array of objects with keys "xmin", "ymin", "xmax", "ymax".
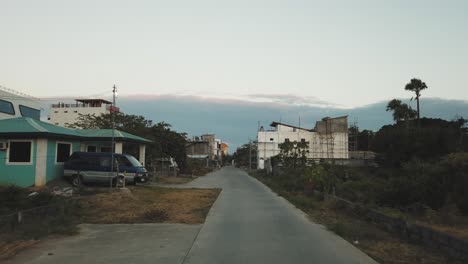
[
  {"xmin": 181, "ymin": 166, "xmax": 376, "ymax": 264},
  {"xmin": 6, "ymin": 167, "xmax": 376, "ymax": 264}
]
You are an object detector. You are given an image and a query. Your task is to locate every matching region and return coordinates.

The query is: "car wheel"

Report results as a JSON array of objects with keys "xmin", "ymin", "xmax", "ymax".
[
  {"xmin": 71, "ymin": 175, "xmax": 82, "ymax": 187},
  {"xmin": 117, "ymin": 176, "xmax": 125, "ymax": 187}
]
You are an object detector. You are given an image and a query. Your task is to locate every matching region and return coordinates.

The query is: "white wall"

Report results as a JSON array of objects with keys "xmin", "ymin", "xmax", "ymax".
[
  {"xmin": 49, "ymin": 105, "xmax": 109, "ymax": 127},
  {"xmin": 257, "ymin": 124, "xmax": 349, "ymax": 169}
]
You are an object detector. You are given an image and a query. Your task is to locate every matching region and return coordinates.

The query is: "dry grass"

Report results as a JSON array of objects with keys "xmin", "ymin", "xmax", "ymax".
[
  {"xmin": 78, "ymin": 186, "xmax": 220, "ymax": 224},
  {"xmin": 302, "ymin": 197, "xmax": 466, "ymax": 264},
  {"xmin": 154, "ymin": 176, "xmax": 195, "ymax": 185},
  {"xmin": 0, "ymin": 240, "xmax": 39, "ymax": 260}
]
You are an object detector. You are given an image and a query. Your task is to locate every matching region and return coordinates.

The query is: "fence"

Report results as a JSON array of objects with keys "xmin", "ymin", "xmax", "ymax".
[{"xmin": 0, "ymin": 198, "xmax": 79, "ymax": 232}]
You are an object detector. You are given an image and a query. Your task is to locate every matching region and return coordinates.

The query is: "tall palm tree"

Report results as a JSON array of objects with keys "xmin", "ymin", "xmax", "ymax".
[{"xmin": 404, "ymin": 78, "xmax": 428, "ymax": 119}]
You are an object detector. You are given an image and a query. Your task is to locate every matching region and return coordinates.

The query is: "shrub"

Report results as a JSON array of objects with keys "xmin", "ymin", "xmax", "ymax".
[{"xmin": 440, "ymin": 153, "xmax": 468, "ymax": 214}]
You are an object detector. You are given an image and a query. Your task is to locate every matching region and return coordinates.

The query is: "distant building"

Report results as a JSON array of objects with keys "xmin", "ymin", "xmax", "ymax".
[
  {"xmin": 0, "ymin": 86, "xmax": 41, "ymax": 120},
  {"xmin": 48, "ymin": 99, "xmax": 112, "ymax": 127},
  {"xmin": 186, "ymin": 134, "xmax": 227, "ymax": 165},
  {"xmin": 221, "ymin": 142, "xmax": 229, "ymax": 156},
  {"xmin": 257, "ymin": 116, "xmax": 349, "ymax": 169}
]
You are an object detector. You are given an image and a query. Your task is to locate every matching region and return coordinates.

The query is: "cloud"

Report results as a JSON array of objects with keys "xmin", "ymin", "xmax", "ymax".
[
  {"xmin": 119, "ymin": 92, "xmax": 341, "ymax": 108},
  {"xmin": 244, "ymin": 94, "xmax": 340, "ymax": 107}
]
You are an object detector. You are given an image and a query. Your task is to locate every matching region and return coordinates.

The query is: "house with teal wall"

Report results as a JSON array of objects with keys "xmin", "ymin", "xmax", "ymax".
[{"xmin": 0, "ymin": 117, "xmax": 151, "ymax": 187}]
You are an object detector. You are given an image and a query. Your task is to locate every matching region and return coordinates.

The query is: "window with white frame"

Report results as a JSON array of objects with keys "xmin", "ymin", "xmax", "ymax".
[
  {"xmin": 87, "ymin": 145, "xmax": 97, "ymax": 152},
  {"xmin": 8, "ymin": 141, "xmax": 32, "ymax": 163},
  {"xmin": 56, "ymin": 142, "xmax": 72, "ymax": 163}
]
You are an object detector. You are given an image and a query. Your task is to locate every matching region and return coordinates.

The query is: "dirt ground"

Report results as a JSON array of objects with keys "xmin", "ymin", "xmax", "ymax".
[{"xmin": 78, "ymin": 186, "xmax": 221, "ymax": 224}]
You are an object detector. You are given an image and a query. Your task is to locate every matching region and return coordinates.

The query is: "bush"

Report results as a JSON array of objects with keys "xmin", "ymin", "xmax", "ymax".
[{"xmin": 440, "ymin": 153, "xmax": 468, "ymax": 214}]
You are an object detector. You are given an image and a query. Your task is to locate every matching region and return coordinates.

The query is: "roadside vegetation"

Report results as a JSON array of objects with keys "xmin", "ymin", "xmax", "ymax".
[
  {"xmin": 78, "ymin": 186, "xmax": 220, "ymax": 224},
  {"xmin": 0, "ymin": 184, "xmax": 220, "ymax": 259},
  {"xmin": 252, "ymin": 170, "xmax": 465, "ymax": 264},
  {"xmin": 0, "ymin": 186, "xmax": 79, "ymax": 260},
  {"xmin": 241, "ymin": 79, "xmax": 468, "ymax": 263}
]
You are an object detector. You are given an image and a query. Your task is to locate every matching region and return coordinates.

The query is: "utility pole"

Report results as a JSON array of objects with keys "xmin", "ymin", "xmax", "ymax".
[
  {"xmin": 248, "ymin": 139, "xmax": 252, "ymax": 171},
  {"xmin": 110, "ymin": 85, "xmax": 117, "ymax": 188}
]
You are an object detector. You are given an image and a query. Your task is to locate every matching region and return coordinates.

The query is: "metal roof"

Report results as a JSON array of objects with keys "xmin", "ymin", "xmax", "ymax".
[
  {"xmin": 0, "ymin": 117, "xmax": 151, "ymax": 143},
  {"xmin": 269, "ymin": 121, "xmax": 313, "ymax": 131},
  {"xmin": 74, "ymin": 99, "xmax": 112, "ymax": 104},
  {"xmin": 77, "ymin": 129, "xmax": 152, "ymax": 143}
]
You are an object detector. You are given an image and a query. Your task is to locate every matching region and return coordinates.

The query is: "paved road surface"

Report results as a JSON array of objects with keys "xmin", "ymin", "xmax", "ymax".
[
  {"xmin": 182, "ymin": 166, "xmax": 376, "ymax": 264},
  {"xmin": 7, "ymin": 167, "xmax": 376, "ymax": 264}
]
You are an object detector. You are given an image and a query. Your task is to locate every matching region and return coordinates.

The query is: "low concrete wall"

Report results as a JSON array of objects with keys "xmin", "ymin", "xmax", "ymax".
[{"xmin": 333, "ymin": 196, "xmax": 468, "ymax": 260}]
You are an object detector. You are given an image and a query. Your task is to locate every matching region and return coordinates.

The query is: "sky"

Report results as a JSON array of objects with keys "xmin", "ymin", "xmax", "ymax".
[{"xmin": 1, "ymin": 0, "xmax": 468, "ymax": 108}]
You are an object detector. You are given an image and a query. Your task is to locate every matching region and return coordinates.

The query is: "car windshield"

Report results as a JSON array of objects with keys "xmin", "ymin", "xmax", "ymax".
[{"xmin": 126, "ymin": 155, "xmax": 142, "ymax": 167}]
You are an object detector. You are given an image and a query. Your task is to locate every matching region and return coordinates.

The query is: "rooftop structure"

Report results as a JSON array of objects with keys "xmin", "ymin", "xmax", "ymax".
[{"xmin": 48, "ymin": 98, "xmax": 113, "ymax": 127}]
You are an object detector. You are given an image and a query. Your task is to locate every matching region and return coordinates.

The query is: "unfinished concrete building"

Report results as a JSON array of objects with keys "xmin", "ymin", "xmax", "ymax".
[{"xmin": 256, "ymin": 116, "xmax": 349, "ymax": 169}]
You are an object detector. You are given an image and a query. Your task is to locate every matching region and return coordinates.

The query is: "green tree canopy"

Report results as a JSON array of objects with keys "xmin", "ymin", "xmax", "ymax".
[
  {"xmin": 386, "ymin": 99, "xmax": 417, "ymax": 122},
  {"xmin": 68, "ymin": 113, "xmax": 188, "ymax": 170}
]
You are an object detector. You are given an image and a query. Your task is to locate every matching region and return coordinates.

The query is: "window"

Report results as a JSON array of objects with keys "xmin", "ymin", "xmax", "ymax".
[
  {"xmin": 301, "ymin": 138, "xmax": 306, "ymax": 143},
  {"xmin": 56, "ymin": 143, "xmax": 72, "ymax": 163},
  {"xmin": 270, "ymin": 138, "xmax": 274, "ymax": 141},
  {"xmin": 8, "ymin": 141, "xmax": 32, "ymax": 163},
  {"xmin": 285, "ymin": 138, "xmax": 290, "ymax": 143},
  {"xmin": 19, "ymin": 105, "xmax": 40, "ymax": 119},
  {"xmin": 54, "ymin": 111, "xmax": 58, "ymax": 113},
  {"xmin": 54, "ymin": 123, "xmax": 59, "ymax": 125},
  {"xmin": 0, "ymin": 99, "xmax": 15, "ymax": 115},
  {"xmin": 87, "ymin": 145, "xmax": 97, "ymax": 152},
  {"xmin": 100, "ymin": 146, "xmax": 112, "ymax": 152},
  {"xmin": 64, "ymin": 111, "xmax": 68, "ymax": 113},
  {"xmin": 116, "ymin": 156, "xmax": 132, "ymax": 167}
]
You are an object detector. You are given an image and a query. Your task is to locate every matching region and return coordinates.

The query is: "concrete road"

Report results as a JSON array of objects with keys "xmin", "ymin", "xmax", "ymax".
[
  {"xmin": 4, "ymin": 224, "xmax": 201, "ymax": 264},
  {"xmin": 6, "ymin": 167, "xmax": 376, "ymax": 264},
  {"xmin": 182, "ymin": 166, "xmax": 377, "ymax": 264}
]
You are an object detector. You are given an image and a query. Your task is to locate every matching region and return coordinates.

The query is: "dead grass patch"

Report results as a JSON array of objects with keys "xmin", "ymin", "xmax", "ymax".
[
  {"xmin": 78, "ymin": 186, "xmax": 220, "ymax": 224},
  {"xmin": 154, "ymin": 176, "xmax": 195, "ymax": 185},
  {"xmin": 0, "ymin": 240, "xmax": 39, "ymax": 260}
]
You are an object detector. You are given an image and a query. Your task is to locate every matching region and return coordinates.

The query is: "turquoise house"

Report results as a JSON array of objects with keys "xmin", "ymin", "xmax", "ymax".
[{"xmin": 0, "ymin": 117, "xmax": 151, "ymax": 187}]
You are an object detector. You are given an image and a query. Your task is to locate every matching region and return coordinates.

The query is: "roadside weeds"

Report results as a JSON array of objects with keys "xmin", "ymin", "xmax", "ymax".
[{"xmin": 252, "ymin": 173, "xmax": 466, "ymax": 264}]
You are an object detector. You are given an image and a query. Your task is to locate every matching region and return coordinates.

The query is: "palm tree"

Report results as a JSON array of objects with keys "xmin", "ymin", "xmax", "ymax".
[{"xmin": 404, "ymin": 78, "xmax": 428, "ymax": 119}]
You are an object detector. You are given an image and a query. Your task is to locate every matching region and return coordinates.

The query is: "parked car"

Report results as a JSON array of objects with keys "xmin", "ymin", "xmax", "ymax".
[{"xmin": 64, "ymin": 152, "xmax": 149, "ymax": 186}]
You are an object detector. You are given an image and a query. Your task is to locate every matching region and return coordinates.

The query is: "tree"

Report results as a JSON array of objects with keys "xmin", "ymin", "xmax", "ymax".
[
  {"xmin": 278, "ymin": 140, "xmax": 309, "ymax": 168},
  {"xmin": 386, "ymin": 99, "xmax": 417, "ymax": 122},
  {"xmin": 68, "ymin": 113, "xmax": 189, "ymax": 170},
  {"xmin": 405, "ymin": 78, "xmax": 428, "ymax": 119},
  {"xmin": 371, "ymin": 118, "xmax": 468, "ymax": 167}
]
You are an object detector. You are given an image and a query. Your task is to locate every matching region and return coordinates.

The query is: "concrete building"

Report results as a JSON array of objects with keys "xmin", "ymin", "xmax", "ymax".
[
  {"xmin": 0, "ymin": 117, "xmax": 150, "ymax": 187},
  {"xmin": 186, "ymin": 134, "xmax": 228, "ymax": 166},
  {"xmin": 221, "ymin": 143, "xmax": 229, "ymax": 156},
  {"xmin": 257, "ymin": 116, "xmax": 349, "ymax": 169},
  {"xmin": 0, "ymin": 86, "xmax": 41, "ymax": 121},
  {"xmin": 48, "ymin": 99, "xmax": 112, "ymax": 127}
]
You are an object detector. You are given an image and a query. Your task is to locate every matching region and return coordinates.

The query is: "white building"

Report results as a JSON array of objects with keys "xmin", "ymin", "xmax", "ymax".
[
  {"xmin": 0, "ymin": 86, "xmax": 41, "ymax": 120},
  {"xmin": 48, "ymin": 99, "xmax": 112, "ymax": 127},
  {"xmin": 257, "ymin": 116, "xmax": 349, "ymax": 169}
]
